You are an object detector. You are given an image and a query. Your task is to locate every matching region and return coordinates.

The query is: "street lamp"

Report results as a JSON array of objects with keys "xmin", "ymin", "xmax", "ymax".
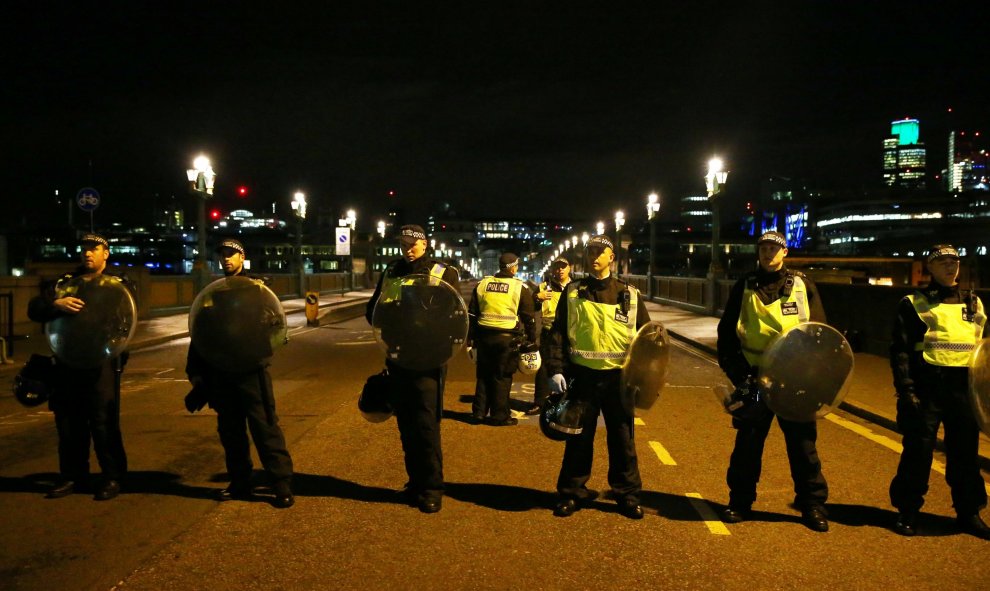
[
  {"xmin": 705, "ymin": 157, "xmax": 729, "ymax": 277},
  {"xmin": 614, "ymin": 210, "xmax": 625, "ymax": 274},
  {"xmin": 291, "ymin": 191, "xmax": 307, "ymax": 295},
  {"xmin": 646, "ymin": 192, "xmax": 660, "ymax": 298},
  {"xmin": 186, "ymin": 155, "xmax": 216, "ymax": 286}
]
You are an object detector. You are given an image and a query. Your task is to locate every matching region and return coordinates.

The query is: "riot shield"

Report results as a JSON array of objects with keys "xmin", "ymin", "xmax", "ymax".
[
  {"xmin": 621, "ymin": 320, "xmax": 671, "ymax": 410},
  {"xmin": 968, "ymin": 338, "xmax": 990, "ymax": 437},
  {"xmin": 189, "ymin": 276, "xmax": 288, "ymax": 372},
  {"xmin": 371, "ymin": 275, "xmax": 468, "ymax": 371},
  {"xmin": 758, "ymin": 322, "xmax": 854, "ymax": 422},
  {"xmin": 45, "ymin": 274, "xmax": 137, "ymax": 368}
]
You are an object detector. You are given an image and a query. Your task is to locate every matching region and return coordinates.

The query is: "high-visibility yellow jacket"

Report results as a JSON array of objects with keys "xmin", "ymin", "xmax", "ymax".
[
  {"xmin": 908, "ymin": 291, "xmax": 986, "ymax": 367},
  {"xmin": 566, "ymin": 283, "xmax": 638, "ymax": 370},
  {"xmin": 736, "ymin": 274, "xmax": 809, "ymax": 367},
  {"xmin": 476, "ymin": 276, "xmax": 523, "ymax": 330}
]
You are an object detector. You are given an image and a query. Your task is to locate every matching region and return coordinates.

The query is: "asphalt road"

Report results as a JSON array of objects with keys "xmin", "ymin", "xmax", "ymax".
[{"xmin": 1, "ymin": 310, "xmax": 989, "ymax": 591}]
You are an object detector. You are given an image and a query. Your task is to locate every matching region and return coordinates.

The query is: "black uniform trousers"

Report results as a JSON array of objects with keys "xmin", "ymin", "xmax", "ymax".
[
  {"xmin": 472, "ymin": 330, "xmax": 516, "ymax": 422},
  {"xmin": 533, "ymin": 327, "xmax": 554, "ymax": 406},
  {"xmin": 206, "ymin": 368, "xmax": 293, "ymax": 485},
  {"xmin": 726, "ymin": 401, "xmax": 828, "ymax": 511},
  {"xmin": 50, "ymin": 358, "xmax": 127, "ymax": 482},
  {"xmin": 890, "ymin": 371, "xmax": 987, "ymax": 516},
  {"xmin": 388, "ymin": 361, "xmax": 445, "ymax": 500},
  {"xmin": 557, "ymin": 367, "xmax": 641, "ymax": 503}
]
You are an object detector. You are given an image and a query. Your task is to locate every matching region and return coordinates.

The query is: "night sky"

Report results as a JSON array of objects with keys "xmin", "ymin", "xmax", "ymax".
[{"xmin": 5, "ymin": 2, "xmax": 987, "ymax": 231}]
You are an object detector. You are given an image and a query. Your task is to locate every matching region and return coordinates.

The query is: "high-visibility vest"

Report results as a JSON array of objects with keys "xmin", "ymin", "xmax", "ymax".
[
  {"xmin": 477, "ymin": 276, "xmax": 523, "ymax": 330},
  {"xmin": 380, "ymin": 263, "xmax": 447, "ymax": 304},
  {"xmin": 908, "ymin": 292, "xmax": 986, "ymax": 367},
  {"xmin": 736, "ymin": 274, "xmax": 810, "ymax": 367},
  {"xmin": 566, "ymin": 282, "xmax": 638, "ymax": 370},
  {"xmin": 539, "ymin": 281, "xmax": 567, "ymax": 324}
]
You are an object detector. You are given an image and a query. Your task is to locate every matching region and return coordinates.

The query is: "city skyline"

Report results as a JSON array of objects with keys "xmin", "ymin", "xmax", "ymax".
[{"xmin": 4, "ymin": 3, "xmax": 988, "ymax": 231}]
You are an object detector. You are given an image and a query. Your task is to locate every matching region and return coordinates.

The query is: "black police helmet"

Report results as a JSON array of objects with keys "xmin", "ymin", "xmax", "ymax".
[
  {"xmin": 539, "ymin": 390, "xmax": 588, "ymax": 441},
  {"xmin": 13, "ymin": 375, "xmax": 50, "ymax": 407},
  {"xmin": 358, "ymin": 370, "xmax": 394, "ymax": 423}
]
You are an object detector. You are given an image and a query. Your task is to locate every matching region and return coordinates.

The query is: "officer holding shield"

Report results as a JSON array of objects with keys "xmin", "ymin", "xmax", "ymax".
[
  {"xmin": 365, "ymin": 224, "xmax": 460, "ymax": 513},
  {"xmin": 889, "ymin": 244, "xmax": 990, "ymax": 539},
  {"xmin": 716, "ymin": 230, "xmax": 830, "ymax": 532},
  {"xmin": 467, "ymin": 252, "xmax": 538, "ymax": 425},
  {"xmin": 27, "ymin": 233, "xmax": 131, "ymax": 501},
  {"xmin": 546, "ymin": 235, "xmax": 651, "ymax": 519},
  {"xmin": 185, "ymin": 238, "xmax": 295, "ymax": 508},
  {"xmin": 528, "ymin": 257, "xmax": 571, "ymax": 415}
]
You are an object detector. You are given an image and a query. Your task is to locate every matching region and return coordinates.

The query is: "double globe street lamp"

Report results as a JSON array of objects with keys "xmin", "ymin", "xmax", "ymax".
[
  {"xmin": 186, "ymin": 155, "xmax": 216, "ymax": 286},
  {"xmin": 646, "ymin": 192, "xmax": 660, "ymax": 298},
  {"xmin": 706, "ymin": 157, "xmax": 729, "ymax": 278},
  {"xmin": 291, "ymin": 191, "xmax": 307, "ymax": 294}
]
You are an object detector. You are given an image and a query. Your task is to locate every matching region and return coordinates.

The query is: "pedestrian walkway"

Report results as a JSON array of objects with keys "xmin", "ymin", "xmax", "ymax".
[{"xmin": 642, "ymin": 300, "xmax": 990, "ymax": 466}]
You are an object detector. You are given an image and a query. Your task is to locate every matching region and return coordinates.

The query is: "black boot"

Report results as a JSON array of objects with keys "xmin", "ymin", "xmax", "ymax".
[{"xmin": 957, "ymin": 514, "xmax": 990, "ymax": 541}]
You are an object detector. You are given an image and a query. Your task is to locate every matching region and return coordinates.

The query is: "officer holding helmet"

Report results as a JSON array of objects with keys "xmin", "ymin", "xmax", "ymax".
[
  {"xmin": 185, "ymin": 238, "xmax": 295, "ymax": 508},
  {"xmin": 365, "ymin": 224, "xmax": 460, "ymax": 513},
  {"xmin": 468, "ymin": 252, "xmax": 538, "ymax": 426},
  {"xmin": 716, "ymin": 230, "xmax": 829, "ymax": 532},
  {"xmin": 889, "ymin": 244, "xmax": 990, "ymax": 539},
  {"xmin": 528, "ymin": 257, "xmax": 571, "ymax": 415},
  {"xmin": 546, "ymin": 235, "xmax": 651, "ymax": 519},
  {"xmin": 27, "ymin": 233, "xmax": 131, "ymax": 501}
]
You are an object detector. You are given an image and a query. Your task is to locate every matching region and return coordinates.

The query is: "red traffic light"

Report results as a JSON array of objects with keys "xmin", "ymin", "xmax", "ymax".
[
  {"xmin": 237, "ymin": 186, "xmax": 248, "ymax": 197},
  {"xmin": 210, "ymin": 209, "xmax": 222, "ymax": 220}
]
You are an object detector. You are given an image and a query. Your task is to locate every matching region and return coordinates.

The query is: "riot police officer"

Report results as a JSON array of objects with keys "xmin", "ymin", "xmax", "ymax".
[
  {"xmin": 185, "ymin": 238, "xmax": 295, "ymax": 508},
  {"xmin": 468, "ymin": 252, "xmax": 538, "ymax": 425},
  {"xmin": 528, "ymin": 257, "xmax": 571, "ymax": 415},
  {"xmin": 27, "ymin": 233, "xmax": 130, "ymax": 501},
  {"xmin": 889, "ymin": 244, "xmax": 990, "ymax": 539},
  {"xmin": 716, "ymin": 230, "xmax": 830, "ymax": 532},
  {"xmin": 365, "ymin": 224, "xmax": 460, "ymax": 513},
  {"xmin": 546, "ymin": 235, "xmax": 650, "ymax": 519}
]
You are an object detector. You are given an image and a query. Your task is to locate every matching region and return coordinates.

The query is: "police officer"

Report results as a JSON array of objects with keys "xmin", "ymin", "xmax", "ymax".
[
  {"xmin": 889, "ymin": 244, "xmax": 990, "ymax": 539},
  {"xmin": 366, "ymin": 224, "xmax": 460, "ymax": 513},
  {"xmin": 27, "ymin": 233, "xmax": 130, "ymax": 501},
  {"xmin": 527, "ymin": 257, "xmax": 571, "ymax": 415},
  {"xmin": 185, "ymin": 238, "xmax": 295, "ymax": 508},
  {"xmin": 716, "ymin": 230, "xmax": 830, "ymax": 532},
  {"xmin": 468, "ymin": 252, "xmax": 538, "ymax": 425},
  {"xmin": 546, "ymin": 235, "xmax": 650, "ymax": 519}
]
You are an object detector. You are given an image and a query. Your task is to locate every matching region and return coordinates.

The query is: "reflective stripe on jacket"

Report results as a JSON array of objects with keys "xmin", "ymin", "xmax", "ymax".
[
  {"xmin": 566, "ymin": 283, "xmax": 638, "ymax": 370},
  {"xmin": 477, "ymin": 276, "xmax": 523, "ymax": 330},
  {"xmin": 908, "ymin": 292, "xmax": 986, "ymax": 367},
  {"xmin": 736, "ymin": 274, "xmax": 809, "ymax": 367}
]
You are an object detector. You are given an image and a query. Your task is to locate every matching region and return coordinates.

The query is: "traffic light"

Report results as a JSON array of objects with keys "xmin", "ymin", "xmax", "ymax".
[
  {"xmin": 237, "ymin": 186, "xmax": 248, "ymax": 197},
  {"xmin": 210, "ymin": 209, "xmax": 222, "ymax": 220}
]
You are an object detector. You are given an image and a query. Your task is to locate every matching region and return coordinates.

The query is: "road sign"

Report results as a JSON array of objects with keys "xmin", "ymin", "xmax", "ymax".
[
  {"xmin": 335, "ymin": 227, "xmax": 351, "ymax": 256},
  {"xmin": 76, "ymin": 187, "xmax": 101, "ymax": 212}
]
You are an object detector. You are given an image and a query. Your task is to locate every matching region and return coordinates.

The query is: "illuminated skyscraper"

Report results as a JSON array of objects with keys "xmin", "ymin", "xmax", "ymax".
[
  {"xmin": 947, "ymin": 130, "xmax": 988, "ymax": 192},
  {"xmin": 882, "ymin": 118, "xmax": 927, "ymax": 189}
]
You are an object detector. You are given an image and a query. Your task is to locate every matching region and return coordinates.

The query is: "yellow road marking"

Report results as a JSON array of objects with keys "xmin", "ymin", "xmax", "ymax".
[
  {"xmin": 686, "ymin": 493, "xmax": 731, "ymax": 535},
  {"xmin": 634, "ymin": 417, "xmax": 645, "ymax": 426},
  {"xmin": 648, "ymin": 441, "xmax": 677, "ymax": 465},
  {"xmin": 822, "ymin": 413, "xmax": 990, "ymax": 495}
]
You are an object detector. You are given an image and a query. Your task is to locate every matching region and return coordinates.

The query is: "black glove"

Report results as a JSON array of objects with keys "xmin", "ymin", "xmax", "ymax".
[
  {"xmin": 184, "ymin": 384, "xmax": 209, "ymax": 413},
  {"xmin": 896, "ymin": 390, "xmax": 922, "ymax": 414}
]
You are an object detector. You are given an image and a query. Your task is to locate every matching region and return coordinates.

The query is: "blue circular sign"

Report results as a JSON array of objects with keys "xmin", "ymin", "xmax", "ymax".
[{"xmin": 76, "ymin": 187, "xmax": 101, "ymax": 212}]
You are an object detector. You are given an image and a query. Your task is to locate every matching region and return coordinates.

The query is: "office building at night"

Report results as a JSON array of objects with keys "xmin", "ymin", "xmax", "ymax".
[{"xmin": 883, "ymin": 118, "xmax": 927, "ymax": 189}]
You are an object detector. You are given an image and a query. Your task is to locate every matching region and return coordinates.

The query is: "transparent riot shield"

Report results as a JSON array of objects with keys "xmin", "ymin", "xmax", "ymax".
[
  {"xmin": 758, "ymin": 322, "xmax": 854, "ymax": 422},
  {"xmin": 968, "ymin": 338, "xmax": 990, "ymax": 437},
  {"xmin": 621, "ymin": 320, "xmax": 671, "ymax": 410},
  {"xmin": 371, "ymin": 274, "xmax": 468, "ymax": 371},
  {"xmin": 45, "ymin": 274, "xmax": 137, "ymax": 368},
  {"xmin": 189, "ymin": 276, "xmax": 288, "ymax": 372}
]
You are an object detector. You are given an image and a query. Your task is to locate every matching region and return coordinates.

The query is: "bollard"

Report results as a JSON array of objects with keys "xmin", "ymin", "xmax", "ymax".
[
  {"xmin": 305, "ymin": 291, "xmax": 320, "ymax": 327},
  {"xmin": 0, "ymin": 337, "xmax": 11, "ymax": 364}
]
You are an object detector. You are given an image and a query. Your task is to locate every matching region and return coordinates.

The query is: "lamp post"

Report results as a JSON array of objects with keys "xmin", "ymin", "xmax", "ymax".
[
  {"xmin": 186, "ymin": 155, "xmax": 216, "ymax": 287},
  {"xmin": 345, "ymin": 209, "xmax": 357, "ymax": 289},
  {"xmin": 291, "ymin": 191, "xmax": 307, "ymax": 295},
  {"xmin": 646, "ymin": 192, "xmax": 660, "ymax": 298},
  {"xmin": 614, "ymin": 210, "xmax": 625, "ymax": 275},
  {"xmin": 705, "ymin": 157, "xmax": 729, "ymax": 278}
]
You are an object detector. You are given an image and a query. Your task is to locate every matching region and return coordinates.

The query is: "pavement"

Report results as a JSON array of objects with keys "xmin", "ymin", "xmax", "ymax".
[{"xmin": 2, "ymin": 288, "xmax": 987, "ymax": 464}]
